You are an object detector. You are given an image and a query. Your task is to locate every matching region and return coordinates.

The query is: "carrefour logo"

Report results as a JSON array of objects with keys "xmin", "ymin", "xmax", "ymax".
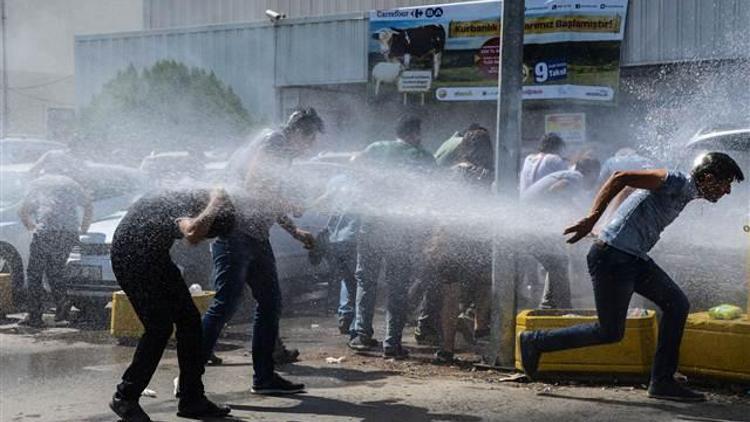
[{"xmin": 410, "ymin": 7, "xmax": 443, "ymax": 18}]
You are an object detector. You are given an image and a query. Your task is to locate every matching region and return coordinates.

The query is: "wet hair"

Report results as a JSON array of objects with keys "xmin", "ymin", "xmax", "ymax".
[
  {"xmin": 285, "ymin": 107, "xmax": 325, "ymax": 136},
  {"xmin": 574, "ymin": 157, "xmax": 601, "ymax": 177},
  {"xmin": 455, "ymin": 127, "xmax": 493, "ymax": 170},
  {"xmin": 691, "ymin": 152, "xmax": 744, "ymax": 183},
  {"xmin": 396, "ymin": 115, "xmax": 422, "ymax": 139},
  {"xmin": 538, "ymin": 133, "xmax": 565, "ymax": 154}
]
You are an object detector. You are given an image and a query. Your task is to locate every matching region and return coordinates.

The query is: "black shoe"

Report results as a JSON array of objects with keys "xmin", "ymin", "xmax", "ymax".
[
  {"xmin": 252, "ymin": 373, "xmax": 305, "ymax": 395},
  {"xmin": 348, "ymin": 335, "xmax": 377, "ymax": 351},
  {"xmin": 18, "ymin": 314, "xmax": 44, "ymax": 328},
  {"xmin": 433, "ymin": 350, "xmax": 455, "ymax": 364},
  {"xmin": 383, "ymin": 345, "xmax": 409, "ymax": 360},
  {"xmin": 206, "ymin": 352, "xmax": 223, "ymax": 366},
  {"xmin": 109, "ymin": 393, "xmax": 152, "ymax": 422},
  {"xmin": 273, "ymin": 346, "xmax": 300, "ymax": 364},
  {"xmin": 519, "ymin": 331, "xmax": 540, "ymax": 379},
  {"xmin": 648, "ymin": 380, "xmax": 706, "ymax": 402},
  {"xmin": 177, "ymin": 396, "xmax": 231, "ymax": 418}
]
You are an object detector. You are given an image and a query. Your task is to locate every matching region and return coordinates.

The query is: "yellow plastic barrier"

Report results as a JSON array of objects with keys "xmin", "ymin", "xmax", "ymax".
[
  {"xmin": 679, "ymin": 312, "xmax": 750, "ymax": 382},
  {"xmin": 0, "ymin": 273, "xmax": 13, "ymax": 315},
  {"xmin": 514, "ymin": 309, "xmax": 658, "ymax": 375},
  {"xmin": 110, "ymin": 290, "xmax": 215, "ymax": 338}
]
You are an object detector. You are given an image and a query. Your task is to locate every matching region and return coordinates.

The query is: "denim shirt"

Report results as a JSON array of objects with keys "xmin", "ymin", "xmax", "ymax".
[{"xmin": 599, "ymin": 171, "xmax": 698, "ymax": 260}]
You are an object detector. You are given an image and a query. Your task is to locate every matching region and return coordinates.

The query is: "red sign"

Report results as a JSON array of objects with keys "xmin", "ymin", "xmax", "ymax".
[{"xmin": 477, "ymin": 37, "xmax": 500, "ymax": 78}]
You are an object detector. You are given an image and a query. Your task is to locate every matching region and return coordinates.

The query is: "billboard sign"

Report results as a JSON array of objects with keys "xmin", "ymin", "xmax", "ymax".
[{"xmin": 368, "ymin": 0, "xmax": 629, "ymax": 103}]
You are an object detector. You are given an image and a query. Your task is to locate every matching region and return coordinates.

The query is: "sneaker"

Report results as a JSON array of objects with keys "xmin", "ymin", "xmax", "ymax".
[
  {"xmin": 273, "ymin": 346, "xmax": 300, "ymax": 364},
  {"xmin": 109, "ymin": 393, "xmax": 152, "ymax": 422},
  {"xmin": 177, "ymin": 396, "xmax": 231, "ymax": 418},
  {"xmin": 648, "ymin": 380, "xmax": 706, "ymax": 402},
  {"xmin": 252, "ymin": 373, "xmax": 305, "ymax": 395},
  {"xmin": 206, "ymin": 352, "xmax": 223, "ymax": 366},
  {"xmin": 433, "ymin": 350, "xmax": 455, "ymax": 364},
  {"xmin": 348, "ymin": 335, "xmax": 378, "ymax": 351},
  {"xmin": 519, "ymin": 331, "xmax": 541, "ymax": 379},
  {"xmin": 18, "ymin": 314, "xmax": 44, "ymax": 328},
  {"xmin": 382, "ymin": 345, "xmax": 409, "ymax": 360}
]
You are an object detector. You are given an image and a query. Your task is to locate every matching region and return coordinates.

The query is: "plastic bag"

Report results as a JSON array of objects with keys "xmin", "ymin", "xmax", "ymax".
[{"xmin": 708, "ymin": 304, "xmax": 743, "ymax": 320}]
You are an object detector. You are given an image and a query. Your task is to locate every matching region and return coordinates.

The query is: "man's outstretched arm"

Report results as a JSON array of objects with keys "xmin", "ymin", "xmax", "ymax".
[{"xmin": 564, "ymin": 169, "xmax": 668, "ymax": 243}]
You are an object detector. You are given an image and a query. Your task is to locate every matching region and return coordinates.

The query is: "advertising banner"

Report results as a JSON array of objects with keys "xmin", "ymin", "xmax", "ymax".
[
  {"xmin": 368, "ymin": 0, "xmax": 628, "ymax": 103},
  {"xmin": 545, "ymin": 113, "xmax": 587, "ymax": 143}
]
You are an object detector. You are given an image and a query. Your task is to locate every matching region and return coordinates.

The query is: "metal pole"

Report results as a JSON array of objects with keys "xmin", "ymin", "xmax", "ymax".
[
  {"xmin": 1, "ymin": 0, "xmax": 8, "ymax": 138},
  {"xmin": 485, "ymin": 0, "xmax": 525, "ymax": 367}
]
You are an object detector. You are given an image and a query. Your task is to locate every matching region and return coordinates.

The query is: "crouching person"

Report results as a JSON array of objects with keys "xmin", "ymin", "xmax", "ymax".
[
  {"xmin": 109, "ymin": 188, "xmax": 234, "ymax": 422},
  {"xmin": 519, "ymin": 152, "xmax": 744, "ymax": 402}
]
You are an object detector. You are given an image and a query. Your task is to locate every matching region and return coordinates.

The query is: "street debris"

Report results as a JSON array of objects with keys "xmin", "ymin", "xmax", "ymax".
[{"xmin": 326, "ymin": 356, "xmax": 347, "ymax": 364}]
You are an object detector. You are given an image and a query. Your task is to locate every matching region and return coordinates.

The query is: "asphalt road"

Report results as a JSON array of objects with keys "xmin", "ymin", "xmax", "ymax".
[{"xmin": 1, "ymin": 314, "xmax": 749, "ymax": 422}]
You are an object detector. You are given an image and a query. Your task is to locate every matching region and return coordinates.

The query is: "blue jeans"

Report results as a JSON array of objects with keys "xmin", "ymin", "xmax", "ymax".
[
  {"xmin": 201, "ymin": 231, "xmax": 280, "ymax": 385},
  {"xmin": 327, "ymin": 243, "xmax": 357, "ymax": 329},
  {"xmin": 353, "ymin": 229, "xmax": 414, "ymax": 350},
  {"xmin": 531, "ymin": 242, "xmax": 690, "ymax": 383}
]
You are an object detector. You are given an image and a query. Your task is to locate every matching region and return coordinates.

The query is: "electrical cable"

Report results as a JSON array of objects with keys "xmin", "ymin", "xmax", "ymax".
[{"xmin": 9, "ymin": 75, "xmax": 73, "ymax": 90}]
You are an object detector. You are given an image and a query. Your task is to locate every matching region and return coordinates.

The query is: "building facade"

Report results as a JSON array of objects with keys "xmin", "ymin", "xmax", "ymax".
[{"xmin": 0, "ymin": 0, "xmax": 142, "ymax": 139}]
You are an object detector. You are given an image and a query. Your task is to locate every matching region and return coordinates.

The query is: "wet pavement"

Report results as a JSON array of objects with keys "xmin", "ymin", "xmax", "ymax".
[{"xmin": 1, "ymin": 311, "xmax": 750, "ymax": 422}]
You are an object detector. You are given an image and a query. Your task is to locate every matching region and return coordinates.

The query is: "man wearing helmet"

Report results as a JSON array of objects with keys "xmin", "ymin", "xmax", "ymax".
[{"xmin": 519, "ymin": 152, "xmax": 744, "ymax": 402}]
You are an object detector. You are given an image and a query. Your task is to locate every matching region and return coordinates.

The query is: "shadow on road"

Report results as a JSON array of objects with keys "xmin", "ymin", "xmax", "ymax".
[
  {"xmin": 228, "ymin": 395, "xmax": 481, "ymax": 422},
  {"xmin": 538, "ymin": 392, "xmax": 749, "ymax": 421},
  {"xmin": 282, "ymin": 363, "xmax": 399, "ymax": 384}
]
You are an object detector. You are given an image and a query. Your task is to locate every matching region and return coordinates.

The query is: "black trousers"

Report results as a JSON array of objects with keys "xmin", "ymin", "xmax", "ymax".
[
  {"xmin": 26, "ymin": 230, "xmax": 78, "ymax": 318},
  {"xmin": 111, "ymin": 247, "xmax": 205, "ymax": 401}
]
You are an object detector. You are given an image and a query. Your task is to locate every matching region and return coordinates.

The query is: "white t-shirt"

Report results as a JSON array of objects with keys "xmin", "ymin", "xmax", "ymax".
[{"xmin": 519, "ymin": 153, "xmax": 568, "ymax": 192}]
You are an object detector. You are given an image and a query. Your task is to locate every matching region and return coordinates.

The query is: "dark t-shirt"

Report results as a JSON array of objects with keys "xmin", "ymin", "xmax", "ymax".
[{"xmin": 113, "ymin": 189, "xmax": 235, "ymax": 259}]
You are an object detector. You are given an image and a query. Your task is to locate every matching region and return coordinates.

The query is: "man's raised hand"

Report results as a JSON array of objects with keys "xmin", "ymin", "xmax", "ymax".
[{"xmin": 563, "ymin": 216, "xmax": 596, "ymax": 244}]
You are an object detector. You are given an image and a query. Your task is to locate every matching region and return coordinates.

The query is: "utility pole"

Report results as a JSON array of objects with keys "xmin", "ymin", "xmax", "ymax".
[
  {"xmin": 1, "ymin": 0, "xmax": 7, "ymax": 138},
  {"xmin": 485, "ymin": 0, "xmax": 525, "ymax": 367}
]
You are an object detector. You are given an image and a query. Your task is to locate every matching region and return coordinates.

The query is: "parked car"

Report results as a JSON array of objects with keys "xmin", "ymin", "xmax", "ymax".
[
  {"xmin": 64, "ymin": 159, "xmax": 357, "ymax": 320},
  {"xmin": 0, "ymin": 137, "xmax": 67, "ymax": 165}
]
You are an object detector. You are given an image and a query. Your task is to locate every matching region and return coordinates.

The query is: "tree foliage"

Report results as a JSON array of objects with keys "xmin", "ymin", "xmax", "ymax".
[{"xmin": 78, "ymin": 60, "xmax": 254, "ymax": 156}]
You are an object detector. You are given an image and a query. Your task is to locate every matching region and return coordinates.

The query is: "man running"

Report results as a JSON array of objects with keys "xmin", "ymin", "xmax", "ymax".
[{"xmin": 519, "ymin": 152, "xmax": 744, "ymax": 402}]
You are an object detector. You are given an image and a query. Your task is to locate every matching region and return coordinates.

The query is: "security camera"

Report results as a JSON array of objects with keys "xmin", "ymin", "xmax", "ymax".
[{"xmin": 265, "ymin": 9, "xmax": 286, "ymax": 22}]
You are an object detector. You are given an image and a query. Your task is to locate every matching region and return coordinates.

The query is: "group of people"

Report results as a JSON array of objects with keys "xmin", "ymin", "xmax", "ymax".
[{"xmin": 15, "ymin": 107, "xmax": 745, "ymax": 421}]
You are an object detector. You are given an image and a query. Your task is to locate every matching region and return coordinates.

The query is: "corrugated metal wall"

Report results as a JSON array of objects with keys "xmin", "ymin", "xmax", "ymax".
[
  {"xmin": 622, "ymin": 0, "xmax": 750, "ymax": 65},
  {"xmin": 276, "ymin": 15, "xmax": 368, "ymax": 86},
  {"xmin": 143, "ymin": 0, "xmax": 468, "ymax": 29},
  {"xmin": 74, "ymin": 15, "xmax": 367, "ymax": 121}
]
